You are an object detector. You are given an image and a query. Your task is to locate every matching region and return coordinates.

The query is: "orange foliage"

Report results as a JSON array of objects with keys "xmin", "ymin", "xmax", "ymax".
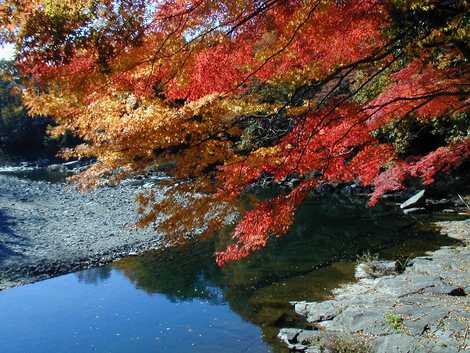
[{"xmin": 1, "ymin": 0, "xmax": 469, "ymax": 263}]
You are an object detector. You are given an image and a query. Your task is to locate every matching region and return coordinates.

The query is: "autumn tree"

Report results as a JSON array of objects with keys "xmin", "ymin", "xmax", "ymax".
[
  {"xmin": 1, "ymin": 0, "xmax": 469, "ymax": 264},
  {"xmin": 0, "ymin": 59, "xmax": 80, "ymax": 157}
]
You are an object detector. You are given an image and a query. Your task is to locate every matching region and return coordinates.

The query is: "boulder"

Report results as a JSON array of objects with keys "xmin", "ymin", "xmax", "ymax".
[
  {"xmin": 278, "ymin": 328, "xmax": 307, "ymax": 351},
  {"xmin": 297, "ymin": 330, "xmax": 321, "ymax": 345},
  {"xmin": 295, "ymin": 300, "xmax": 340, "ymax": 323},
  {"xmin": 355, "ymin": 260, "xmax": 398, "ymax": 279},
  {"xmin": 425, "ymin": 198, "xmax": 453, "ymax": 211},
  {"xmin": 278, "ymin": 328, "xmax": 302, "ymax": 343},
  {"xmin": 403, "ymin": 207, "xmax": 427, "ymax": 215},
  {"xmin": 400, "ymin": 190, "xmax": 426, "ymax": 209},
  {"xmin": 62, "ymin": 160, "xmax": 82, "ymax": 169},
  {"xmin": 47, "ymin": 164, "xmax": 65, "ymax": 172},
  {"xmin": 373, "ymin": 334, "xmax": 420, "ymax": 353},
  {"xmin": 332, "ymin": 307, "xmax": 390, "ymax": 335},
  {"xmin": 278, "ymin": 329, "xmax": 322, "ymax": 352}
]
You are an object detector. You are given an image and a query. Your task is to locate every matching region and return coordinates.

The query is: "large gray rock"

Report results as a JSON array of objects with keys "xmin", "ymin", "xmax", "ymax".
[
  {"xmin": 47, "ymin": 164, "xmax": 65, "ymax": 172},
  {"xmin": 295, "ymin": 300, "xmax": 340, "ymax": 322},
  {"xmin": 280, "ymin": 220, "xmax": 470, "ymax": 353},
  {"xmin": 423, "ymin": 285, "xmax": 466, "ymax": 296},
  {"xmin": 373, "ymin": 334, "xmax": 420, "ymax": 353},
  {"xmin": 403, "ymin": 207, "xmax": 427, "ymax": 215},
  {"xmin": 402, "ymin": 307, "xmax": 449, "ymax": 335},
  {"xmin": 355, "ymin": 260, "xmax": 398, "ymax": 279},
  {"xmin": 62, "ymin": 160, "xmax": 82, "ymax": 169},
  {"xmin": 375, "ymin": 334, "xmax": 460, "ymax": 353},
  {"xmin": 297, "ymin": 330, "xmax": 321, "ymax": 345},
  {"xmin": 332, "ymin": 307, "xmax": 390, "ymax": 335},
  {"xmin": 304, "ymin": 348, "xmax": 321, "ymax": 353},
  {"xmin": 277, "ymin": 328, "xmax": 310, "ymax": 351},
  {"xmin": 400, "ymin": 190, "xmax": 426, "ymax": 209},
  {"xmin": 278, "ymin": 328, "xmax": 302, "ymax": 343}
]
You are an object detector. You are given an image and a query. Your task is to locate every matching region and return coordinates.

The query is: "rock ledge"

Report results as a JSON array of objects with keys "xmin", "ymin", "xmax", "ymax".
[{"xmin": 279, "ymin": 219, "xmax": 470, "ymax": 353}]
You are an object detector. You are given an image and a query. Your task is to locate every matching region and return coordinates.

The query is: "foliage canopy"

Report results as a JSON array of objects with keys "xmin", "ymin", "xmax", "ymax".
[
  {"xmin": 1, "ymin": 0, "xmax": 469, "ymax": 264},
  {"xmin": 0, "ymin": 60, "xmax": 77, "ymax": 157}
]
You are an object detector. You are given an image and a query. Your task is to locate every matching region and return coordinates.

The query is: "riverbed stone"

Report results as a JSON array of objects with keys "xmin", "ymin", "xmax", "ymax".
[
  {"xmin": 0, "ymin": 171, "xmax": 173, "ymax": 290},
  {"xmin": 278, "ymin": 328, "xmax": 311, "ymax": 351},
  {"xmin": 280, "ymin": 219, "xmax": 470, "ymax": 353},
  {"xmin": 423, "ymin": 284, "xmax": 466, "ymax": 296},
  {"xmin": 295, "ymin": 300, "xmax": 341, "ymax": 322},
  {"xmin": 373, "ymin": 334, "xmax": 419, "ymax": 353},
  {"xmin": 47, "ymin": 164, "xmax": 65, "ymax": 172},
  {"xmin": 403, "ymin": 207, "xmax": 427, "ymax": 215},
  {"xmin": 333, "ymin": 307, "xmax": 391, "ymax": 334},
  {"xmin": 355, "ymin": 260, "xmax": 398, "ymax": 279},
  {"xmin": 376, "ymin": 334, "xmax": 460, "ymax": 353},
  {"xmin": 400, "ymin": 189, "xmax": 426, "ymax": 209},
  {"xmin": 297, "ymin": 330, "xmax": 321, "ymax": 345},
  {"xmin": 304, "ymin": 347, "xmax": 321, "ymax": 353},
  {"xmin": 403, "ymin": 307, "xmax": 449, "ymax": 335},
  {"xmin": 409, "ymin": 257, "xmax": 442, "ymax": 274},
  {"xmin": 278, "ymin": 328, "xmax": 302, "ymax": 342}
]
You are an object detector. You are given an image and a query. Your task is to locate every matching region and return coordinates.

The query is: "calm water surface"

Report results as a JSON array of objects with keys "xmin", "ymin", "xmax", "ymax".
[
  {"xmin": 0, "ymin": 195, "xmax": 458, "ymax": 353},
  {"xmin": 0, "ymin": 267, "xmax": 272, "ymax": 353}
]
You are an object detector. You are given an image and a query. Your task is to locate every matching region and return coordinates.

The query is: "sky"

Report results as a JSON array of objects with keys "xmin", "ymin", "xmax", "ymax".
[{"xmin": 0, "ymin": 43, "xmax": 15, "ymax": 60}]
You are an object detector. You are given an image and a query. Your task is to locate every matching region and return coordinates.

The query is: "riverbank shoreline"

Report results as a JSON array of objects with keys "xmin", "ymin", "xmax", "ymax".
[
  {"xmin": 279, "ymin": 219, "xmax": 469, "ymax": 353},
  {"xmin": 0, "ymin": 171, "xmax": 170, "ymax": 290},
  {"xmin": 1, "ymin": 161, "xmax": 468, "ymax": 294}
]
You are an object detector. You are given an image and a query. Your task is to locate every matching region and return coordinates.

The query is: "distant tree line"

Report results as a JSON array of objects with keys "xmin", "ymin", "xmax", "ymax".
[{"xmin": 0, "ymin": 60, "xmax": 78, "ymax": 159}]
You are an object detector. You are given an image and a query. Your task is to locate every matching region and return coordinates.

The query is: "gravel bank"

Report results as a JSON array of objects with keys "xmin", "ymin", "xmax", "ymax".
[
  {"xmin": 0, "ymin": 173, "xmax": 168, "ymax": 290},
  {"xmin": 279, "ymin": 219, "xmax": 470, "ymax": 353}
]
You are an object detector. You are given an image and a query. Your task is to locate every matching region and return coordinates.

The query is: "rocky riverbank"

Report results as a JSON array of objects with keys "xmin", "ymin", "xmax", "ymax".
[
  {"xmin": 279, "ymin": 219, "xmax": 470, "ymax": 353},
  {"xmin": 0, "ymin": 166, "xmax": 172, "ymax": 290}
]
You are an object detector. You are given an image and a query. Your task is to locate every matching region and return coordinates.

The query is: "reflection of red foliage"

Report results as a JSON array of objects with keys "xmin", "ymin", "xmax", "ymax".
[{"xmin": 216, "ymin": 180, "xmax": 316, "ymax": 265}]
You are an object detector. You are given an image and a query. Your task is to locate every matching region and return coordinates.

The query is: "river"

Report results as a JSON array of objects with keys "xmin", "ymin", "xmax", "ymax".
[{"xmin": 0, "ymin": 188, "xmax": 456, "ymax": 353}]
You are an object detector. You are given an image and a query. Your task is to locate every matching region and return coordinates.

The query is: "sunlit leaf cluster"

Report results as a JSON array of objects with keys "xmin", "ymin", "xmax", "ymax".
[{"xmin": 1, "ymin": 0, "xmax": 469, "ymax": 263}]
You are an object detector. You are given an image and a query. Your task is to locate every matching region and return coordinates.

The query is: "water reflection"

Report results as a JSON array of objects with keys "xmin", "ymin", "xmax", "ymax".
[
  {"xmin": 0, "ymin": 195, "xmax": 458, "ymax": 353},
  {"xmin": 76, "ymin": 266, "xmax": 112, "ymax": 285},
  {"xmin": 110, "ymin": 194, "xmax": 456, "ymax": 351}
]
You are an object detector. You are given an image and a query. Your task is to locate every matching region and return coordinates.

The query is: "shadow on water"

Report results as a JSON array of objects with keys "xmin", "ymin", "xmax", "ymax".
[
  {"xmin": 0, "ymin": 193, "xmax": 461, "ymax": 353},
  {"xmin": 1, "ymin": 164, "xmax": 467, "ymax": 352},
  {"xmin": 0, "ymin": 208, "xmax": 25, "ymax": 263},
  {"xmin": 111, "ymin": 194, "xmax": 460, "ymax": 352}
]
